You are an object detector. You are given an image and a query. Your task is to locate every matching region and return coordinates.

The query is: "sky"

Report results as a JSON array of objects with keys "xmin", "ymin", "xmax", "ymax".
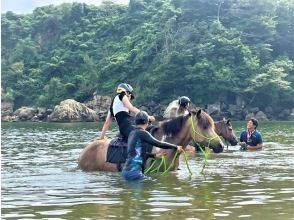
[{"xmin": 1, "ymin": 0, "xmax": 129, "ymax": 14}]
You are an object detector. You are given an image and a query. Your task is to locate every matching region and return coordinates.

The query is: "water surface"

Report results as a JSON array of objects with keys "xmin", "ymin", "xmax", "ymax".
[{"xmin": 1, "ymin": 121, "xmax": 294, "ymax": 219}]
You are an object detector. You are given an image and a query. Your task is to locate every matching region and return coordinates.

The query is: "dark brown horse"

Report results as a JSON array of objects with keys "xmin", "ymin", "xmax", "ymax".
[
  {"xmin": 214, "ymin": 119, "xmax": 238, "ymax": 146},
  {"xmin": 78, "ymin": 109, "xmax": 224, "ymax": 172}
]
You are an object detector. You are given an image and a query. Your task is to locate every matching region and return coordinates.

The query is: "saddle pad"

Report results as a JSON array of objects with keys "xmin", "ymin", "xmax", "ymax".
[{"xmin": 106, "ymin": 137, "xmax": 128, "ymax": 164}]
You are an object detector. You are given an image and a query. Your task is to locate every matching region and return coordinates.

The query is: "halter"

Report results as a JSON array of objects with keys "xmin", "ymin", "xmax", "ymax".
[
  {"xmin": 190, "ymin": 115, "xmax": 220, "ymax": 173},
  {"xmin": 190, "ymin": 116, "xmax": 220, "ymax": 146},
  {"xmin": 216, "ymin": 121, "xmax": 230, "ymax": 148}
]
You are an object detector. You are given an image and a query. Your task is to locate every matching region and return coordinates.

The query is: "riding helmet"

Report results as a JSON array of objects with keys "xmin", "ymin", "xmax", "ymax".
[
  {"xmin": 135, "ymin": 111, "xmax": 149, "ymax": 125},
  {"xmin": 178, "ymin": 96, "xmax": 191, "ymax": 106},
  {"xmin": 116, "ymin": 83, "xmax": 133, "ymax": 94}
]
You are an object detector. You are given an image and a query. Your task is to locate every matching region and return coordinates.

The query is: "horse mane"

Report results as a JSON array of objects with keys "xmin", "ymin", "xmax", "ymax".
[
  {"xmin": 160, "ymin": 115, "xmax": 190, "ymax": 136},
  {"xmin": 146, "ymin": 125, "xmax": 159, "ymax": 136},
  {"xmin": 191, "ymin": 109, "xmax": 215, "ymax": 130}
]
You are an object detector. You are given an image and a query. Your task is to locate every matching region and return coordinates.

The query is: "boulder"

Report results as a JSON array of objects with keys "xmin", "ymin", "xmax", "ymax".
[
  {"xmin": 207, "ymin": 103, "xmax": 220, "ymax": 115},
  {"xmin": 14, "ymin": 107, "xmax": 37, "ymax": 121},
  {"xmin": 245, "ymin": 111, "xmax": 268, "ymax": 121},
  {"xmin": 278, "ymin": 109, "xmax": 291, "ymax": 120},
  {"xmin": 84, "ymin": 94, "xmax": 112, "ymax": 115},
  {"xmin": 245, "ymin": 112, "xmax": 255, "ymax": 121},
  {"xmin": 48, "ymin": 99, "xmax": 98, "ymax": 122},
  {"xmin": 1, "ymin": 101, "xmax": 14, "ymax": 117},
  {"xmin": 288, "ymin": 108, "xmax": 294, "ymax": 121},
  {"xmin": 255, "ymin": 111, "xmax": 268, "ymax": 121},
  {"xmin": 249, "ymin": 107, "xmax": 259, "ymax": 114}
]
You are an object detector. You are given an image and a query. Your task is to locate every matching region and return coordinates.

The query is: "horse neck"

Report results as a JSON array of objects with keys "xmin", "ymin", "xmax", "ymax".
[
  {"xmin": 153, "ymin": 122, "xmax": 192, "ymax": 148},
  {"xmin": 214, "ymin": 121, "xmax": 223, "ymax": 136}
]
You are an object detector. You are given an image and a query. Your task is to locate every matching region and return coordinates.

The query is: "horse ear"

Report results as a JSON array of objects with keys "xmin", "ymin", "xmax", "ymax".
[
  {"xmin": 196, "ymin": 109, "xmax": 202, "ymax": 119},
  {"xmin": 227, "ymin": 119, "xmax": 231, "ymax": 125},
  {"xmin": 190, "ymin": 109, "xmax": 197, "ymax": 115}
]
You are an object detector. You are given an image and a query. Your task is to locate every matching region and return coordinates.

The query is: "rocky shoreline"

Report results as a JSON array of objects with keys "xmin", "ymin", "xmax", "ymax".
[{"xmin": 2, "ymin": 94, "xmax": 294, "ymax": 122}]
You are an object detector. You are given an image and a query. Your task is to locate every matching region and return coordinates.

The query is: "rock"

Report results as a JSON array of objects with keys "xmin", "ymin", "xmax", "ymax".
[
  {"xmin": 1, "ymin": 101, "xmax": 14, "ymax": 118},
  {"xmin": 14, "ymin": 107, "xmax": 37, "ymax": 121},
  {"xmin": 207, "ymin": 103, "xmax": 220, "ymax": 115},
  {"xmin": 255, "ymin": 111, "xmax": 268, "ymax": 121},
  {"xmin": 278, "ymin": 109, "xmax": 291, "ymax": 120},
  {"xmin": 48, "ymin": 99, "xmax": 98, "ymax": 122},
  {"xmin": 288, "ymin": 108, "xmax": 294, "ymax": 121},
  {"xmin": 31, "ymin": 115, "xmax": 40, "ymax": 122},
  {"xmin": 264, "ymin": 106, "xmax": 274, "ymax": 119},
  {"xmin": 245, "ymin": 111, "xmax": 268, "ymax": 121},
  {"xmin": 84, "ymin": 94, "xmax": 112, "ymax": 115},
  {"xmin": 249, "ymin": 107, "xmax": 259, "ymax": 114},
  {"xmin": 245, "ymin": 112, "xmax": 255, "ymax": 121},
  {"xmin": 1, "ymin": 115, "xmax": 18, "ymax": 122},
  {"xmin": 139, "ymin": 105, "xmax": 149, "ymax": 112}
]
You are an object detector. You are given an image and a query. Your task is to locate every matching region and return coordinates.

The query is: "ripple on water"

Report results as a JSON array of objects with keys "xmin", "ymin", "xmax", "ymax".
[{"xmin": 2, "ymin": 122, "xmax": 294, "ymax": 219}]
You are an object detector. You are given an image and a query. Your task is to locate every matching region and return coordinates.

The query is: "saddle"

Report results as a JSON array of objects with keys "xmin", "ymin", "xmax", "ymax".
[{"xmin": 106, "ymin": 136, "xmax": 128, "ymax": 171}]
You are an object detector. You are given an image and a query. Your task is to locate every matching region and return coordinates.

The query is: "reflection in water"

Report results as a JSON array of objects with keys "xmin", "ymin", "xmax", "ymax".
[{"xmin": 1, "ymin": 122, "xmax": 294, "ymax": 219}]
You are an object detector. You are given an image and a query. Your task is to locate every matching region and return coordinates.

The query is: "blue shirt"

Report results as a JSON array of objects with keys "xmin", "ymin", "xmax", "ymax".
[{"xmin": 240, "ymin": 129, "xmax": 263, "ymax": 146}]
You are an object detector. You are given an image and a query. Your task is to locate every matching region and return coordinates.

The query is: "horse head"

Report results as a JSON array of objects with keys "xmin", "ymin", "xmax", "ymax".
[
  {"xmin": 189, "ymin": 109, "xmax": 224, "ymax": 153},
  {"xmin": 214, "ymin": 118, "xmax": 238, "ymax": 146}
]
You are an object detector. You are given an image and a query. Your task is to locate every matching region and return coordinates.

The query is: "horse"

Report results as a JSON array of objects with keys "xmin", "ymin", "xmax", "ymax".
[
  {"xmin": 78, "ymin": 109, "xmax": 224, "ymax": 172},
  {"xmin": 214, "ymin": 119, "xmax": 238, "ymax": 146},
  {"xmin": 163, "ymin": 102, "xmax": 237, "ymax": 146}
]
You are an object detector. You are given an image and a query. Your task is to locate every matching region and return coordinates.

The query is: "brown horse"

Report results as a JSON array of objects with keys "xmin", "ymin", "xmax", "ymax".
[
  {"xmin": 214, "ymin": 119, "xmax": 238, "ymax": 146},
  {"xmin": 78, "ymin": 109, "xmax": 224, "ymax": 172}
]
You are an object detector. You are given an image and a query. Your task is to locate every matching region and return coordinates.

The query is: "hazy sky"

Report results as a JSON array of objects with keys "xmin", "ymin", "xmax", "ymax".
[{"xmin": 1, "ymin": 0, "xmax": 129, "ymax": 14}]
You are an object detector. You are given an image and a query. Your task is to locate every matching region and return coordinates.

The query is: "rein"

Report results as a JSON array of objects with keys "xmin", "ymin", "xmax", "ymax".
[
  {"xmin": 190, "ymin": 116, "xmax": 219, "ymax": 173},
  {"xmin": 144, "ymin": 150, "xmax": 192, "ymax": 176},
  {"xmin": 190, "ymin": 116, "xmax": 219, "ymax": 145}
]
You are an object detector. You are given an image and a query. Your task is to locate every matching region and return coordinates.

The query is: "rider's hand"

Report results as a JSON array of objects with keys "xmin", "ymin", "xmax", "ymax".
[
  {"xmin": 148, "ymin": 116, "xmax": 155, "ymax": 122},
  {"xmin": 239, "ymin": 142, "xmax": 247, "ymax": 151},
  {"xmin": 177, "ymin": 145, "xmax": 183, "ymax": 153},
  {"xmin": 239, "ymin": 142, "xmax": 247, "ymax": 147},
  {"xmin": 99, "ymin": 136, "xmax": 106, "ymax": 140}
]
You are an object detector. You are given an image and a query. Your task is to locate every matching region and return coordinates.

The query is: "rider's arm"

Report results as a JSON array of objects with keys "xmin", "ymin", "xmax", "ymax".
[
  {"xmin": 121, "ymin": 95, "xmax": 140, "ymax": 115},
  {"xmin": 139, "ymin": 130, "xmax": 178, "ymax": 150},
  {"xmin": 99, "ymin": 111, "xmax": 113, "ymax": 139}
]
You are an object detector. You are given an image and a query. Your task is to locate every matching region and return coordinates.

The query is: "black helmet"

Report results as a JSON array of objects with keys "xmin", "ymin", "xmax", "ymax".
[
  {"xmin": 178, "ymin": 96, "xmax": 191, "ymax": 106},
  {"xmin": 116, "ymin": 83, "xmax": 133, "ymax": 94},
  {"xmin": 135, "ymin": 111, "xmax": 149, "ymax": 125}
]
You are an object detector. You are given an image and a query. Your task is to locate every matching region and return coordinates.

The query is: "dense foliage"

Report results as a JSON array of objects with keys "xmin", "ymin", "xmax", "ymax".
[{"xmin": 2, "ymin": 0, "xmax": 294, "ymax": 111}]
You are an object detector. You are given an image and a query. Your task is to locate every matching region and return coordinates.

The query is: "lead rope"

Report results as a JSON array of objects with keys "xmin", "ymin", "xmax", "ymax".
[
  {"xmin": 190, "ymin": 116, "xmax": 218, "ymax": 174},
  {"xmin": 144, "ymin": 150, "xmax": 192, "ymax": 176}
]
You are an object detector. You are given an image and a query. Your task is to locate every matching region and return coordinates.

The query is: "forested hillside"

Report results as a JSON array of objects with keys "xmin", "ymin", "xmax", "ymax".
[{"xmin": 2, "ymin": 0, "xmax": 294, "ymax": 110}]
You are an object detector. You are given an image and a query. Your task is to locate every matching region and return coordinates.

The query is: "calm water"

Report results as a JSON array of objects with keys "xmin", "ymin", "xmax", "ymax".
[{"xmin": 1, "ymin": 121, "xmax": 294, "ymax": 219}]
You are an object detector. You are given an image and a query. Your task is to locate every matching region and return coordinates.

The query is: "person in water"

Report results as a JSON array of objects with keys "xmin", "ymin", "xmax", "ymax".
[
  {"xmin": 239, "ymin": 118, "xmax": 263, "ymax": 150},
  {"xmin": 121, "ymin": 111, "xmax": 183, "ymax": 181},
  {"xmin": 99, "ymin": 83, "xmax": 154, "ymax": 140}
]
